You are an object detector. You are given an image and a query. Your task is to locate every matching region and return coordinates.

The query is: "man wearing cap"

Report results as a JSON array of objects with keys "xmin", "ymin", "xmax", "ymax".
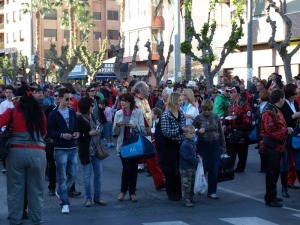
[
  {"xmin": 225, "ymin": 85, "xmax": 252, "ymax": 173},
  {"xmin": 213, "ymin": 82, "xmax": 232, "ymax": 118}
]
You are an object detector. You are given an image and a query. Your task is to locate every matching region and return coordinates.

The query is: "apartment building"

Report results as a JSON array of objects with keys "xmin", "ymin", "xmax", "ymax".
[
  {"xmin": 122, "ymin": 0, "xmax": 166, "ymax": 85},
  {"xmin": 1, "ymin": 0, "xmax": 120, "ymax": 80},
  {"xmin": 220, "ymin": 0, "xmax": 300, "ymax": 83}
]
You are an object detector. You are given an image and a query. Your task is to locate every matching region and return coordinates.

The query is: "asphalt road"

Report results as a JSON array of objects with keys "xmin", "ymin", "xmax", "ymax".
[{"xmin": 0, "ymin": 144, "xmax": 300, "ymax": 225}]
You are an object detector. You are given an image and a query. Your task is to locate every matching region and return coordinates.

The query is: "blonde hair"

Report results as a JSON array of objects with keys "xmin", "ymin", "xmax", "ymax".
[
  {"xmin": 167, "ymin": 92, "xmax": 181, "ymax": 111},
  {"xmin": 183, "ymin": 88, "xmax": 196, "ymax": 107}
]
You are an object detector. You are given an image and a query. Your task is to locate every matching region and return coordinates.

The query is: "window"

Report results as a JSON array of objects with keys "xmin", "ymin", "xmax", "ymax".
[
  {"xmin": 253, "ymin": 0, "xmax": 266, "ymax": 18},
  {"xmin": 44, "ymin": 49, "xmax": 52, "ymax": 59},
  {"xmin": 107, "ymin": 10, "xmax": 118, "ymax": 20},
  {"xmin": 19, "ymin": 9, "xmax": 24, "ymax": 21},
  {"xmin": 44, "ymin": 29, "xmax": 57, "ymax": 41},
  {"xmin": 93, "ymin": 12, "xmax": 101, "ymax": 20},
  {"xmin": 44, "ymin": 11, "xmax": 57, "ymax": 20},
  {"xmin": 6, "ymin": 33, "xmax": 9, "ymax": 43},
  {"xmin": 107, "ymin": 30, "xmax": 119, "ymax": 40},
  {"xmin": 20, "ymin": 30, "xmax": 24, "ymax": 41},
  {"xmin": 13, "ymin": 32, "xmax": 16, "ymax": 42},
  {"xmin": 6, "ymin": 13, "xmax": 9, "ymax": 24},
  {"xmin": 13, "ymin": 11, "xmax": 16, "ymax": 22},
  {"xmin": 93, "ymin": 32, "xmax": 101, "ymax": 40},
  {"xmin": 64, "ymin": 30, "xmax": 70, "ymax": 41},
  {"xmin": 286, "ymin": 0, "xmax": 300, "ymax": 14}
]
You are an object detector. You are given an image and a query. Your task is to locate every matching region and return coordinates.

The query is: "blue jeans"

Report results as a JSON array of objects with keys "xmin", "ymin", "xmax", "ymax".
[
  {"xmin": 197, "ymin": 140, "xmax": 221, "ymax": 195},
  {"xmin": 103, "ymin": 121, "xmax": 113, "ymax": 140},
  {"xmin": 280, "ymin": 149, "xmax": 290, "ymax": 172},
  {"xmin": 54, "ymin": 149, "xmax": 78, "ymax": 205},
  {"xmin": 82, "ymin": 155, "xmax": 103, "ymax": 201}
]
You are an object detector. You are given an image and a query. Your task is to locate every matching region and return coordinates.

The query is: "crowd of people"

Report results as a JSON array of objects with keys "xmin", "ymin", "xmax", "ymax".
[{"xmin": 0, "ymin": 72, "xmax": 300, "ymax": 224}]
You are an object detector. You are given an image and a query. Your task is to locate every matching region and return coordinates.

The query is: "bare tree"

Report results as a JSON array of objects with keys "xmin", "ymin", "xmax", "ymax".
[
  {"xmin": 181, "ymin": 0, "xmax": 244, "ymax": 89},
  {"xmin": 145, "ymin": 35, "xmax": 174, "ymax": 86},
  {"xmin": 111, "ymin": 38, "xmax": 139, "ymax": 80},
  {"xmin": 49, "ymin": 43, "xmax": 78, "ymax": 83},
  {"xmin": 266, "ymin": 0, "xmax": 300, "ymax": 83}
]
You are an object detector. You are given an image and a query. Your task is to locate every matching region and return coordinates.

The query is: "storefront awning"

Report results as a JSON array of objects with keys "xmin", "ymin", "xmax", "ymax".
[
  {"xmin": 130, "ymin": 70, "xmax": 149, "ymax": 77},
  {"xmin": 68, "ymin": 64, "xmax": 87, "ymax": 79}
]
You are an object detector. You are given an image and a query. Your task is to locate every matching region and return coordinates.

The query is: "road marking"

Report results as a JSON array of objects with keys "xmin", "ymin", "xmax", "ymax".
[
  {"xmin": 143, "ymin": 222, "xmax": 189, "ymax": 225},
  {"xmin": 220, "ymin": 217, "xmax": 279, "ymax": 225},
  {"xmin": 292, "ymin": 214, "xmax": 300, "ymax": 218},
  {"xmin": 218, "ymin": 187, "xmax": 300, "ymax": 213}
]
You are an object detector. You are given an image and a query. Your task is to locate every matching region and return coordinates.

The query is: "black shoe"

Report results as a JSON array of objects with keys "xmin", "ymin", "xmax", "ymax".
[
  {"xmin": 234, "ymin": 168, "xmax": 244, "ymax": 173},
  {"xmin": 287, "ymin": 184, "xmax": 300, "ymax": 189},
  {"xmin": 49, "ymin": 189, "xmax": 56, "ymax": 196},
  {"xmin": 68, "ymin": 191, "xmax": 81, "ymax": 197},
  {"xmin": 275, "ymin": 197, "xmax": 283, "ymax": 202},
  {"xmin": 282, "ymin": 187, "xmax": 290, "ymax": 198},
  {"xmin": 265, "ymin": 201, "xmax": 283, "ymax": 208},
  {"xmin": 156, "ymin": 183, "xmax": 166, "ymax": 191}
]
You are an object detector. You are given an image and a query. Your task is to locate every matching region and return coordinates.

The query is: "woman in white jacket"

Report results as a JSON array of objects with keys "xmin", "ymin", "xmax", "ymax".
[
  {"xmin": 113, "ymin": 92, "xmax": 145, "ymax": 202},
  {"xmin": 181, "ymin": 88, "xmax": 199, "ymax": 125}
]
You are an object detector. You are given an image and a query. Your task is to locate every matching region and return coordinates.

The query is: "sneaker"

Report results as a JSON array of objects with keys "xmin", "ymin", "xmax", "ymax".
[
  {"xmin": 61, "ymin": 205, "xmax": 69, "ymax": 214},
  {"xmin": 68, "ymin": 191, "xmax": 81, "ymax": 197},
  {"xmin": 85, "ymin": 200, "xmax": 92, "ymax": 207},
  {"xmin": 138, "ymin": 164, "xmax": 145, "ymax": 173},
  {"xmin": 182, "ymin": 200, "xmax": 194, "ymax": 207},
  {"xmin": 94, "ymin": 199, "xmax": 107, "ymax": 206},
  {"xmin": 110, "ymin": 143, "xmax": 115, "ymax": 148},
  {"xmin": 1, "ymin": 169, "xmax": 6, "ymax": 174},
  {"xmin": 49, "ymin": 189, "xmax": 56, "ymax": 196},
  {"xmin": 208, "ymin": 194, "xmax": 219, "ymax": 199}
]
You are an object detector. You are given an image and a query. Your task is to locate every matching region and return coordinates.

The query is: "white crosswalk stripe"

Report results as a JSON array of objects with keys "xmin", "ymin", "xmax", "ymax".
[
  {"xmin": 220, "ymin": 217, "xmax": 279, "ymax": 225},
  {"xmin": 143, "ymin": 222, "xmax": 189, "ymax": 225},
  {"xmin": 292, "ymin": 214, "xmax": 300, "ymax": 218}
]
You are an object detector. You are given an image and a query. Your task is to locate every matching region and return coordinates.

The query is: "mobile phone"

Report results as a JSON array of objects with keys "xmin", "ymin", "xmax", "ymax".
[{"xmin": 96, "ymin": 125, "xmax": 100, "ymax": 130}]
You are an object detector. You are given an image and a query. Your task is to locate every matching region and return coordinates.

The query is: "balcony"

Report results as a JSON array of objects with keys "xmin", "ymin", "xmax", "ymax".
[{"xmin": 151, "ymin": 16, "xmax": 164, "ymax": 29}]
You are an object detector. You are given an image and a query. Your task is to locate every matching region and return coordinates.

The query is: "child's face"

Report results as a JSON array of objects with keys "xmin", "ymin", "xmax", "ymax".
[
  {"xmin": 184, "ymin": 129, "xmax": 196, "ymax": 140},
  {"xmin": 151, "ymin": 111, "xmax": 157, "ymax": 120}
]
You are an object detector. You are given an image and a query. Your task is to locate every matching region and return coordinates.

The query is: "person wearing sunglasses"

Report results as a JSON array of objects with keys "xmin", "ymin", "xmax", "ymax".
[
  {"xmin": 47, "ymin": 88, "xmax": 80, "ymax": 214},
  {"xmin": 209, "ymin": 87, "xmax": 219, "ymax": 103},
  {"xmin": 225, "ymin": 85, "xmax": 252, "ymax": 173}
]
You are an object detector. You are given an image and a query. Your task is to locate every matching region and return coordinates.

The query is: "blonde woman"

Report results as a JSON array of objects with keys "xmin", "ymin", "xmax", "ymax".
[{"xmin": 181, "ymin": 88, "xmax": 199, "ymax": 125}]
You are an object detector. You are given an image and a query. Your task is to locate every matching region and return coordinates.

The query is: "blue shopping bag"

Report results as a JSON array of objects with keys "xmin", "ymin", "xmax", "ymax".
[{"xmin": 120, "ymin": 131, "xmax": 155, "ymax": 158}]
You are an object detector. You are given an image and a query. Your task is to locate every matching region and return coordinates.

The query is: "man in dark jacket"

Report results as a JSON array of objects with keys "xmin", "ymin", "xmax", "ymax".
[{"xmin": 47, "ymin": 88, "xmax": 79, "ymax": 214}]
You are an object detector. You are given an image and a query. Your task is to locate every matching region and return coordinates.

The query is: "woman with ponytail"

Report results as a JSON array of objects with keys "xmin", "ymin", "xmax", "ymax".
[{"xmin": 0, "ymin": 81, "xmax": 47, "ymax": 224}]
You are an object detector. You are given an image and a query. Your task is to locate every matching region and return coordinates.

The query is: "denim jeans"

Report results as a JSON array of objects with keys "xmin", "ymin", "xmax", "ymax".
[
  {"xmin": 54, "ymin": 149, "xmax": 78, "ymax": 205},
  {"xmin": 197, "ymin": 140, "xmax": 221, "ymax": 195},
  {"xmin": 82, "ymin": 155, "xmax": 102, "ymax": 201}
]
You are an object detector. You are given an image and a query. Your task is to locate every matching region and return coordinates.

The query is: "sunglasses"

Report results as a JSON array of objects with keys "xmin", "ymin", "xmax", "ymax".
[
  {"xmin": 194, "ymin": 95, "xmax": 200, "ymax": 97},
  {"xmin": 89, "ymin": 90, "xmax": 96, "ymax": 92},
  {"xmin": 203, "ymin": 108, "xmax": 212, "ymax": 112},
  {"xmin": 154, "ymin": 90, "xmax": 158, "ymax": 92},
  {"xmin": 64, "ymin": 98, "xmax": 72, "ymax": 101},
  {"xmin": 166, "ymin": 83, "xmax": 172, "ymax": 85},
  {"xmin": 54, "ymin": 95, "xmax": 59, "ymax": 97},
  {"xmin": 158, "ymin": 90, "xmax": 162, "ymax": 92},
  {"xmin": 211, "ymin": 92, "xmax": 218, "ymax": 94}
]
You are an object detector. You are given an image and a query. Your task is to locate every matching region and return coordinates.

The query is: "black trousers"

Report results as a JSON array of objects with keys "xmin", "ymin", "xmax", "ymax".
[
  {"xmin": 228, "ymin": 142, "xmax": 249, "ymax": 171},
  {"xmin": 120, "ymin": 156, "xmax": 139, "ymax": 195},
  {"xmin": 264, "ymin": 148, "xmax": 283, "ymax": 203},
  {"xmin": 164, "ymin": 139, "xmax": 181, "ymax": 199},
  {"xmin": 46, "ymin": 142, "xmax": 56, "ymax": 191}
]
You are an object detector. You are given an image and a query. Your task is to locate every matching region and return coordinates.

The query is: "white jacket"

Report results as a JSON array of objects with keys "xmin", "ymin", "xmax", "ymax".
[{"xmin": 184, "ymin": 103, "xmax": 199, "ymax": 125}]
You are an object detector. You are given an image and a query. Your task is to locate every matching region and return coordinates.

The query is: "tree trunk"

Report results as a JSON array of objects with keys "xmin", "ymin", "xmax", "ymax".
[
  {"xmin": 282, "ymin": 56, "xmax": 293, "ymax": 84},
  {"xmin": 184, "ymin": 0, "xmax": 192, "ymax": 81},
  {"xmin": 203, "ymin": 63, "xmax": 213, "ymax": 89}
]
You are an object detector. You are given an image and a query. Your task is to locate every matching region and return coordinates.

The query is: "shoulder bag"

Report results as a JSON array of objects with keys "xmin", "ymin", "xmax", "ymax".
[
  {"xmin": 95, "ymin": 145, "xmax": 110, "ymax": 160},
  {"xmin": 0, "ymin": 109, "xmax": 14, "ymax": 159}
]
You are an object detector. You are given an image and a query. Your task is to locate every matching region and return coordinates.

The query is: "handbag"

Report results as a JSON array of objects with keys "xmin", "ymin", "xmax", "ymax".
[
  {"xmin": 194, "ymin": 160, "xmax": 207, "ymax": 194},
  {"xmin": 218, "ymin": 154, "xmax": 234, "ymax": 182},
  {"xmin": 0, "ymin": 109, "xmax": 14, "ymax": 159},
  {"xmin": 291, "ymin": 129, "xmax": 300, "ymax": 151},
  {"xmin": 248, "ymin": 124, "xmax": 260, "ymax": 144},
  {"xmin": 95, "ymin": 145, "xmax": 110, "ymax": 160},
  {"xmin": 120, "ymin": 130, "xmax": 155, "ymax": 158}
]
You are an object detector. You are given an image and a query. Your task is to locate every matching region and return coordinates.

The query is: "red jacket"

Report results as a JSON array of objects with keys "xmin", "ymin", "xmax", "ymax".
[
  {"xmin": 260, "ymin": 103, "xmax": 288, "ymax": 152},
  {"xmin": 226, "ymin": 97, "xmax": 252, "ymax": 131}
]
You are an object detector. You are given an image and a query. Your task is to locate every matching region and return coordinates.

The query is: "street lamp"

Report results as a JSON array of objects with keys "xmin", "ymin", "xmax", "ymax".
[
  {"xmin": 30, "ymin": 0, "xmax": 35, "ymax": 82},
  {"xmin": 247, "ymin": 0, "xmax": 253, "ymax": 91}
]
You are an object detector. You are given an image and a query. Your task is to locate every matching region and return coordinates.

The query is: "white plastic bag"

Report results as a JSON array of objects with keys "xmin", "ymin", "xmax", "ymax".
[{"xmin": 194, "ymin": 160, "xmax": 208, "ymax": 194}]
